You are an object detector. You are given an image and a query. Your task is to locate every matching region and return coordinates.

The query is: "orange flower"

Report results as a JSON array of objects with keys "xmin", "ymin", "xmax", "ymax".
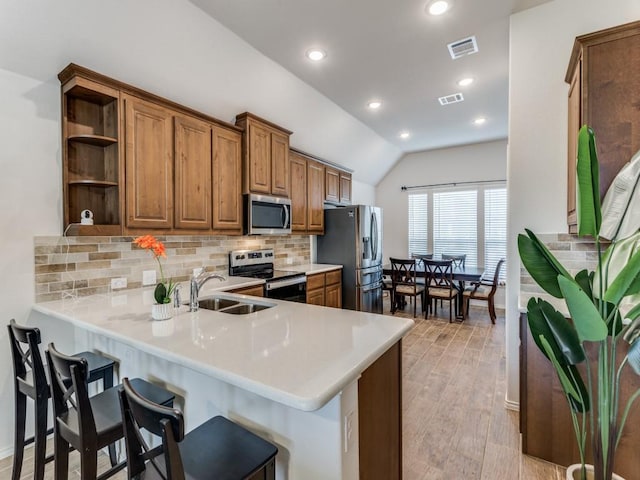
[
  {"xmin": 152, "ymin": 242, "xmax": 166, "ymax": 258},
  {"xmin": 133, "ymin": 235, "xmax": 174, "ymax": 304}
]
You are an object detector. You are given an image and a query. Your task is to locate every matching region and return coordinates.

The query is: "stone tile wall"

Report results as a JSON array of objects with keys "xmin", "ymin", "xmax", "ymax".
[
  {"xmin": 34, "ymin": 235, "xmax": 311, "ymax": 303},
  {"xmin": 519, "ymin": 233, "xmax": 600, "ymax": 312}
]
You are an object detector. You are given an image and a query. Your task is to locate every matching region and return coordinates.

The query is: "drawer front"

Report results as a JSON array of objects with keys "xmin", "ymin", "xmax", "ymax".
[
  {"xmin": 325, "ymin": 269, "xmax": 342, "ymax": 286},
  {"xmin": 306, "ymin": 273, "xmax": 325, "ymax": 290}
]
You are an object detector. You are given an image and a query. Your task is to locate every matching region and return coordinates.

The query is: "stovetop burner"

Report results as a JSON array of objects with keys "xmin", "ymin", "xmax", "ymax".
[{"xmin": 228, "ymin": 249, "xmax": 304, "ymax": 283}]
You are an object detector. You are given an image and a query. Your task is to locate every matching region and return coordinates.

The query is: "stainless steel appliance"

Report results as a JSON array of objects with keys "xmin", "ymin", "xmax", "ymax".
[
  {"xmin": 229, "ymin": 249, "xmax": 306, "ymax": 303},
  {"xmin": 244, "ymin": 194, "xmax": 292, "ymax": 235},
  {"xmin": 317, "ymin": 205, "xmax": 383, "ymax": 313}
]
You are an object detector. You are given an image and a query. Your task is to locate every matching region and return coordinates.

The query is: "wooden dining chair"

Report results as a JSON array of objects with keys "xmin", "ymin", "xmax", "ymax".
[
  {"xmin": 463, "ymin": 258, "xmax": 505, "ymax": 323},
  {"xmin": 442, "ymin": 253, "xmax": 466, "ymax": 269},
  {"xmin": 423, "ymin": 259, "xmax": 459, "ymax": 322},
  {"xmin": 390, "ymin": 258, "xmax": 426, "ymax": 318},
  {"xmin": 119, "ymin": 377, "xmax": 278, "ymax": 480},
  {"xmin": 46, "ymin": 343, "xmax": 175, "ymax": 480},
  {"xmin": 7, "ymin": 319, "xmax": 116, "ymax": 480}
]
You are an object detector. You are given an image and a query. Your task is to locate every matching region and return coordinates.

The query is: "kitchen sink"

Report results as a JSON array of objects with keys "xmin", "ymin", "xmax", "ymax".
[
  {"xmin": 193, "ymin": 295, "xmax": 275, "ymax": 315},
  {"xmin": 197, "ymin": 297, "xmax": 240, "ymax": 311},
  {"xmin": 220, "ymin": 303, "xmax": 272, "ymax": 315}
]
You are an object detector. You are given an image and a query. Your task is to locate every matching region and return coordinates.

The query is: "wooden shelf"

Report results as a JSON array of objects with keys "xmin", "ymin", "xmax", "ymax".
[
  {"xmin": 65, "ymin": 224, "xmax": 122, "ymax": 236},
  {"xmin": 68, "ymin": 134, "xmax": 117, "ymax": 147},
  {"xmin": 68, "ymin": 179, "xmax": 118, "ymax": 187}
]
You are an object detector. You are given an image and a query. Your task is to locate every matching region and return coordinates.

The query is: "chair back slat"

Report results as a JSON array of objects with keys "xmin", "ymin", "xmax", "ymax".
[
  {"xmin": 46, "ymin": 344, "xmax": 95, "ymax": 441},
  {"xmin": 8, "ymin": 319, "xmax": 48, "ymax": 395},
  {"xmin": 424, "ymin": 259, "xmax": 454, "ymax": 289},
  {"xmin": 390, "ymin": 258, "xmax": 418, "ymax": 289},
  {"xmin": 442, "ymin": 254, "xmax": 466, "ymax": 269},
  {"xmin": 120, "ymin": 377, "xmax": 185, "ymax": 480}
]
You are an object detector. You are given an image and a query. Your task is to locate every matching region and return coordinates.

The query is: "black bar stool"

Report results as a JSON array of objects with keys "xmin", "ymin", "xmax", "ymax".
[
  {"xmin": 8, "ymin": 319, "xmax": 117, "ymax": 480},
  {"xmin": 119, "ymin": 377, "xmax": 278, "ymax": 480},
  {"xmin": 46, "ymin": 343, "xmax": 176, "ymax": 480}
]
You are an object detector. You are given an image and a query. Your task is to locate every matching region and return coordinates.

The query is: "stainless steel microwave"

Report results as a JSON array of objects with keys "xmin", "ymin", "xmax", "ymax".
[{"xmin": 244, "ymin": 194, "xmax": 292, "ymax": 235}]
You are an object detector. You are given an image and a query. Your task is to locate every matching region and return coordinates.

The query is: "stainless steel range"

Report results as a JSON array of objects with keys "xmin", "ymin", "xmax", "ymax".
[{"xmin": 229, "ymin": 249, "xmax": 306, "ymax": 303}]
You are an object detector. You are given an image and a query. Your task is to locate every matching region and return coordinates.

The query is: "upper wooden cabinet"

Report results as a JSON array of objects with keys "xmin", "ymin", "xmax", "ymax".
[
  {"xmin": 236, "ymin": 112, "xmax": 292, "ymax": 198},
  {"xmin": 59, "ymin": 64, "xmax": 244, "ymax": 235},
  {"xmin": 325, "ymin": 166, "xmax": 352, "ymax": 206},
  {"xmin": 59, "ymin": 67, "xmax": 122, "ymax": 236},
  {"xmin": 290, "ymin": 150, "xmax": 325, "ymax": 234},
  {"xmin": 565, "ymin": 21, "xmax": 640, "ymax": 233},
  {"xmin": 124, "ymin": 94, "xmax": 174, "ymax": 230}
]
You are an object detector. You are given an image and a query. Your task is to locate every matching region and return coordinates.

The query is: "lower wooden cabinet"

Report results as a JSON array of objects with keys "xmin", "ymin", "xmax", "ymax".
[
  {"xmin": 229, "ymin": 284, "xmax": 264, "ymax": 297},
  {"xmin": 306, "ymin": 269, "xmax": 342, "ymax": 308}
]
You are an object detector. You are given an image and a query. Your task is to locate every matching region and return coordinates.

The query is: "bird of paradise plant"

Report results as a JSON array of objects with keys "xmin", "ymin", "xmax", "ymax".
[
  {"xmin": 133, "ymin": 235, "xmax": 175, "ymax": 304},
  {"xmin": 518, "ymin": 126, "xmax": 640, "ymax": 480}
]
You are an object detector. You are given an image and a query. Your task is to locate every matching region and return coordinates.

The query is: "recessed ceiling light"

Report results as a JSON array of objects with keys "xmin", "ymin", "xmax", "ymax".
[
  {"xmin": 427, "ymin": 0, "xmax": 449, "ymax": 16},
  {"xmin": 368, "ymin": 100, "xmax": 382, "ymax": 110},
  {"xmin": 474, "ymin": 117, "xmax": 487, "ymax": 125},
  {"xmin": 306, "ymin": 49, "xmax": 326, "ymax": 61},
  {"xmin": 399, "ymin": 132, "xmax": 410, "ymax": 139},
  {"xmin": 457, "ymin": 77, "xmax": 474, "ymax": 87}
]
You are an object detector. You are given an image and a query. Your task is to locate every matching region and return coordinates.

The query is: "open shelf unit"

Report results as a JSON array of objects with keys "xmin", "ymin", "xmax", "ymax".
[{"xmin": 60, "ymin": 67, "xmax": 122, "ymax": 235}]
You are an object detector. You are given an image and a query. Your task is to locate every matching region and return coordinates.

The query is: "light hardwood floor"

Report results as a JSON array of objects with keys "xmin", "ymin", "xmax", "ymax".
[{"xmin": 1, "ymin": 300, "xmax": 564, "ymax": 480}]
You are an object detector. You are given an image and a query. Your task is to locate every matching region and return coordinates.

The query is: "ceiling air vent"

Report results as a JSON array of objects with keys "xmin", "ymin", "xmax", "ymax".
[
  {"xmin": 447, "ymin": 36, "xmax": 478, "ymax": 59},
  {"xmin": 438, "ymin": 93, "xmax": 464, "ymax": 106}
]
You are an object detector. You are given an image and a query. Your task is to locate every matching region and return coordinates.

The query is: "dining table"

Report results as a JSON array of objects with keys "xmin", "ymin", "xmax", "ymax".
[{"xmin": 382, "ymin": 262, "xmax": 485, "ymax": 320}]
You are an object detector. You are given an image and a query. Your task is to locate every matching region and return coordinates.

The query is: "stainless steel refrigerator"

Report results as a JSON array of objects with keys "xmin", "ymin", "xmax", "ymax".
[{"xmin": 317, "ymin": 205, "xmax": 383, "ymax": 313}]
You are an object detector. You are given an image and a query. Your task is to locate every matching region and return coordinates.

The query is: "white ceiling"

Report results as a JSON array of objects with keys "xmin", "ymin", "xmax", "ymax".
[{"xmin": 191, "ymin": 0, "xmax": 551, "ymax": 154}]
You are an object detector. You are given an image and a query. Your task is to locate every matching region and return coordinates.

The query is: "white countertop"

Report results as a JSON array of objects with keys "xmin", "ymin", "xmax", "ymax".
[
  {"xmin": 33, "ymin": 287, "xmax": 412, "ymax": 412},
  {"xmin": 289, "ymin": 263, "xmax": 343, "ymax": 275}
]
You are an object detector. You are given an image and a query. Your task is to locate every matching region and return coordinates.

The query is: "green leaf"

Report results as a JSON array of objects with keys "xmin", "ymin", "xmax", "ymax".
[
  {"xmin": 558, "ymin": 276, "xmax": 608, "ymax": 342},
  {"xmin": 604, "ymin": 249, "xmax": 640, "ymax": 306},
  {"xmin": 539, "ymin": 300, "xmax": 585, "ymax": 365},
  {"xmin": 518, "ymin": 231, "xmax": 573, "ymax": 298},
  {"xmin": 154, "ymin": 283, "xmax": 167, "ymax": 304},
  {"xmin": 576, "ymin": 126, "xmax": 602, "ymax": 237},
  {"xmin": 574, "ymin": 269, "xmax": 593, "ymax": 301},
  {"xmin": 539, "ymin": 336, "xmax": 589, "ymax": 412}
]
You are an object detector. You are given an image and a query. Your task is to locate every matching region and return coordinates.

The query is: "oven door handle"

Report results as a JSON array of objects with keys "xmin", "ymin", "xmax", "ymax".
[{"xmin": 266, "ymin": 276, "xmax": 306, "ymax": 290}]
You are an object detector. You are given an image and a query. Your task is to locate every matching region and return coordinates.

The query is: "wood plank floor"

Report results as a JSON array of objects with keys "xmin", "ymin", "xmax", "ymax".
[{"xmin": 1, "ymin": 300, "xmax": 564, "ymax": 480}]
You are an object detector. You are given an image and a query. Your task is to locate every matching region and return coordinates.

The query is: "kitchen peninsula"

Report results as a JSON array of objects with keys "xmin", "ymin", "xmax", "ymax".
[{"xmin": 30, "ymin": 280, "xmax": 412, "ymax": 480}]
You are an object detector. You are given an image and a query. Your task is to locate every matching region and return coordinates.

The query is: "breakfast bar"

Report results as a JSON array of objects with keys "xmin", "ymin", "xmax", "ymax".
[{"xmin": 29, "ymin": 283, "xmax": 413, "ymax": 480}]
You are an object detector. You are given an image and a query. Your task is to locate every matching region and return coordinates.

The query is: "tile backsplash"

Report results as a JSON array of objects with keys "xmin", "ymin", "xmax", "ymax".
[{"xmin": 34, "ymin": 235, "xmax": 311, "ymax": 303}]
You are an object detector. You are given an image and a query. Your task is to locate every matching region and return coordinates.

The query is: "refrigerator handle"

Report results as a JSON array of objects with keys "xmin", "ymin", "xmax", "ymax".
[{"xmin": 371, "ymin": 211, "xmax": 379, "ymax": 261}]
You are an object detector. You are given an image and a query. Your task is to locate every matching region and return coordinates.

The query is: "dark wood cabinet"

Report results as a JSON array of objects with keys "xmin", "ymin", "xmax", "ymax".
[{"xmin": 565, "ymin": 21, "xmax": 640, "ymax": 233}]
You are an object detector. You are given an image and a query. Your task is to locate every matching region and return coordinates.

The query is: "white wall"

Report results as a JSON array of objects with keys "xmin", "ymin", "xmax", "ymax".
[
  {"xmin": 376, "ymin": 139, "xmax": 507, "ymax": 261},
  {"xmin": 506, "ymin": 0, "xmax": 640, "ymax": 406},
  {"xmin": 0, "ymin": 0, "xmax": 400, "ymax": 457}
]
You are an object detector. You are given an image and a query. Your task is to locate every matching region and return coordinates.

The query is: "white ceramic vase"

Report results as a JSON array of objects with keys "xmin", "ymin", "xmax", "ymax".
[
  {"xmin": 151, "ymin": 303, "xmax": 173, "ymax": 321},
  {"xmin": 566, "ymin": 464, "xmax": 625, "ymax": 480}
]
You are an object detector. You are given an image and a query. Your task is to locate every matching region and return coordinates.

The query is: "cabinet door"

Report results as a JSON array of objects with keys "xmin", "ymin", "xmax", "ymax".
[
  {"xmin": 229, "ymin": 285, "xmax": 264, "ymax": 297},
  {"xmin": 307, "ymin": 288, "xmax": 325, "ymax": 306},
  {"xmin": 567, "ymin": 60, "xmax": 580, "ymax": 232},
  {"xmin": 340, "ymin": 171, "xmax": 352, "ymax": 205},
  {"xmin": 290, "ymin": 152, "xmax": 308, "ymax": 232},
  {"xmin": 124, "ymin": 95, "xmax": 173, "ymax": 229},
  {"xmin": 271, "ymin": 131, "xmax": 290, "ymax": 197},
  {"xmin": 325, "ymin": 282, "xmax": 342, "ymax": 308},
  {"xmin": 307, "ymin": 160, "xmax": 325, "ymax": 233},
  {"xmin": 325, "ymin": 167, "xmax": 340, "ymax": 204},
  {"xmin": 247, "ymin": 121, "xmax": 271, "ymax": 194},
  {"xmin": 174, "ymin": 115, "xmax": 212, "ymax": 230},
  {"xmin": 212, "ymin": 127, "xmax": 242, "ymax": 232}
]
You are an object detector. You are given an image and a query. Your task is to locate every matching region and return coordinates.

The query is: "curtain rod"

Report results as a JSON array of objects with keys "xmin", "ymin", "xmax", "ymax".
[{"xmin": 400, "ymin": 179, "xmax": 506, "ymax": 191}]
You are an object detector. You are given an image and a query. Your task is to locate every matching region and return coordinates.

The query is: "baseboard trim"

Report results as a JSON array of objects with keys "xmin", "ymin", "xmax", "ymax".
[
  {"xmin": 504, "ymin": 397, "xmax": 520, "ymax": 411},
  {"xmin": 0, "ymin": 444, "xmax": 14, "ymax": 460}
]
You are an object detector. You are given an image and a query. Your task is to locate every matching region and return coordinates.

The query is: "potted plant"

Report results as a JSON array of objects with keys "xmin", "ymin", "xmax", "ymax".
[
  {"xmin": 133, "ymin": 235, "xmax": 176, "ymax": 320},
  {"xmin": 518, "ymin": 126, "xmax": 640, "ymax": 480}
]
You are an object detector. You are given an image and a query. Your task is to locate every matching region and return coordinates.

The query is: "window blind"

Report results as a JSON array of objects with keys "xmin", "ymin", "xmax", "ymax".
[
  {"xmin": 408, "ymin": 194, "xmax": 428, "ymax": 255},
  {"xmin": 484, "ymin": 188, "xmax": 507, "ymax": 282},
  {"xmin": 433, "ymin": 190, "xmax": 477, "ymax": 267}
]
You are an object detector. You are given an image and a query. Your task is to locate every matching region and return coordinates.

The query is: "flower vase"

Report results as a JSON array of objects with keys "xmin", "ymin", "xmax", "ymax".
[
  {"xmin": 151, "ymin": 303, "xmax": 173, "ymax": 321},
  {"xmin": 566, "ymin": 464, "xmax": 625, "ymax": 480}
]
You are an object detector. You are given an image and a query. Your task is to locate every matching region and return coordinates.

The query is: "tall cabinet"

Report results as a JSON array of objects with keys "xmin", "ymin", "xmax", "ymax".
[{"xmin": 565, "ymin": 20, "xmax": 640, "ymax": 232}]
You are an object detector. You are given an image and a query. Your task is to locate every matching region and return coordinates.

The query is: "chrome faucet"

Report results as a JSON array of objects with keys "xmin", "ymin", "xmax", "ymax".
[{"xmin": 189, "ymin": 270, "xmax": 226, "ymax": 312}]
